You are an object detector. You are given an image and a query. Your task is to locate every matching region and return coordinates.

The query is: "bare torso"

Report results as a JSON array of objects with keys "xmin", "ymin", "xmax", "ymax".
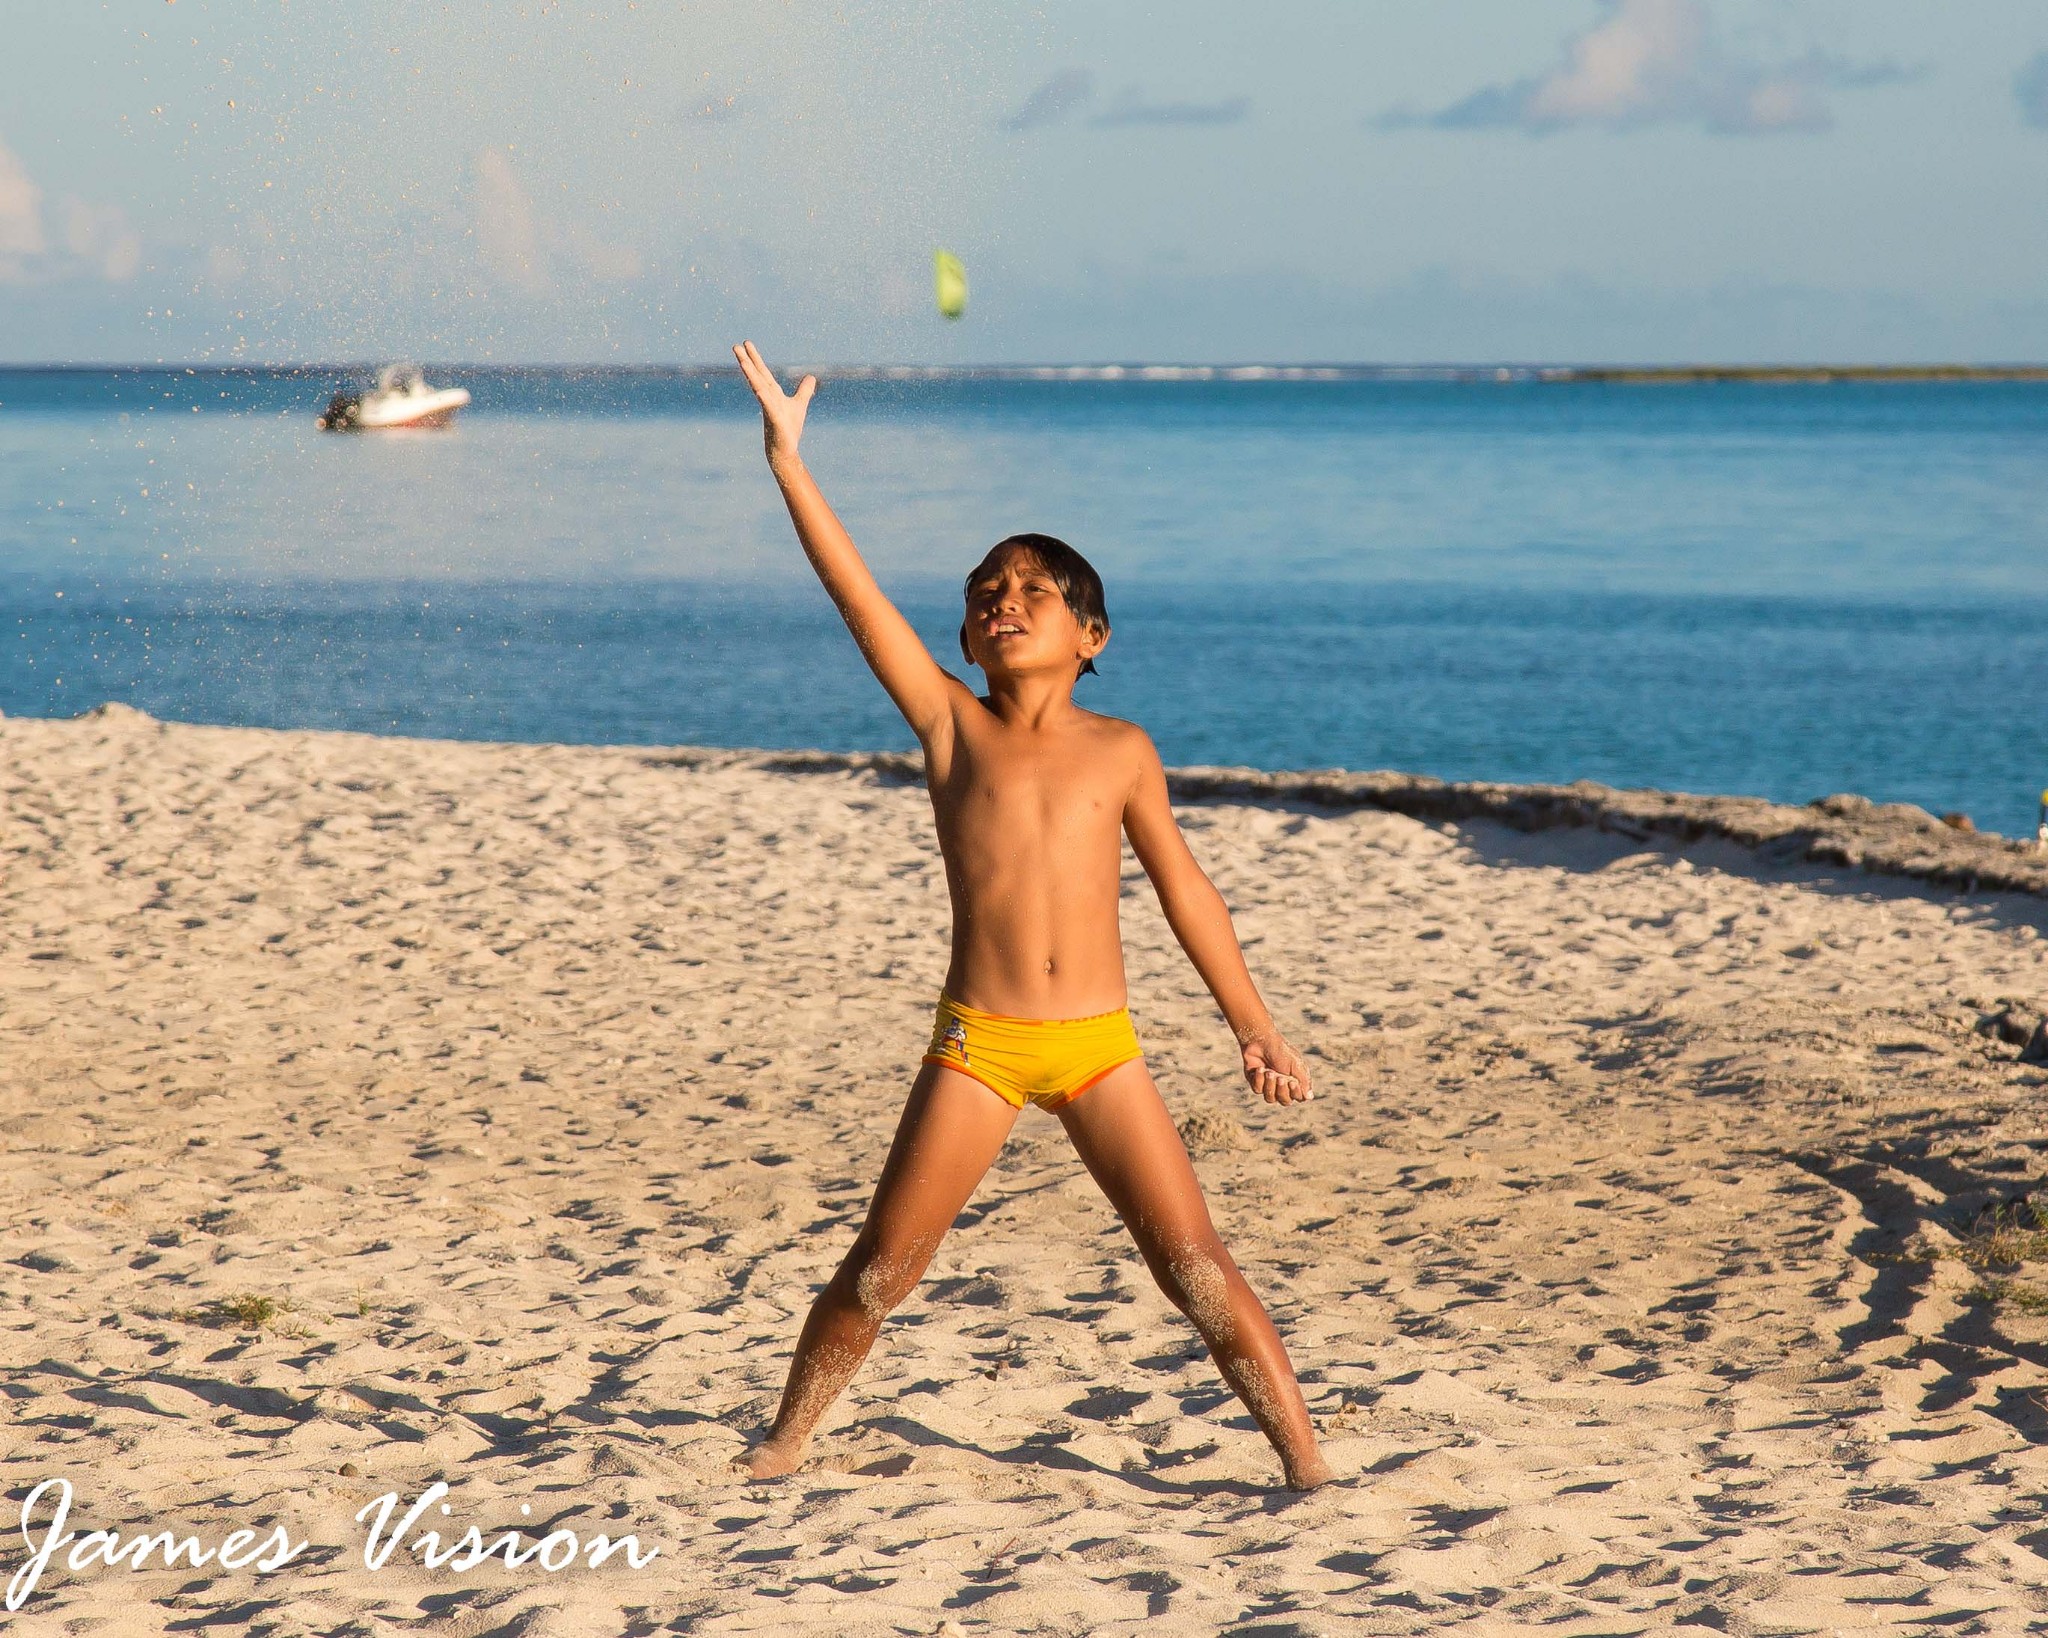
[
  {"xmin": 729, "ymin": 336, "xmax": 1308, "ymax": 1100},
  {"xmin": 927, "ymin": 697, "xmax": 1142, "ymax": 1018}
]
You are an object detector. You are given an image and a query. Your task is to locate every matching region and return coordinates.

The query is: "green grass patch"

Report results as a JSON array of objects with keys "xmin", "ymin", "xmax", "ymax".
[
  {"xmin": 1965, "ymin": 1278, "xmax": 2048, "ymax": 1316},
  {"xmin": 221, "ymin": 1292, "xmax": 279, "ymax": 1328},
  {"xmin": 178, "ymin": 1292, "xmax": 311, "ymax": 1335},
  {"xmin": 1955, "ymin": 1199, "xmax": 2048, "ymax": 1315},
  {"xmin": 1956, "ymin": 1198, "xmax": 2048, "ymax": 1268}
]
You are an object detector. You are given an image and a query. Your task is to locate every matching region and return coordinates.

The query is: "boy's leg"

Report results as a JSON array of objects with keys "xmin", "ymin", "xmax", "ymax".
[
  {"xmin": 742, "ymin": 1063, "xmax": 1018, "ymax": 1477},
  {"xmin": 1057, "ymin": 1061, "xmax": 1333, "ymax": 1489}
]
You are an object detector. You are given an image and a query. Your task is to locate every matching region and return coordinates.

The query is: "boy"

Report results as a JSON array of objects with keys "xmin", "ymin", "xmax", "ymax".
[{"xmin": 732, "ymin": 342, "xmax": 1331, "ymax": 1490}]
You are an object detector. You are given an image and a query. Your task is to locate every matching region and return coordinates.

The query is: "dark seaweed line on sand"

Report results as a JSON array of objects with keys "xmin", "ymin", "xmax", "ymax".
[
  {"xmin": 674, "ymin": 748, "xmax": 2048, "ymax": 901},
  {"xmin": 27, "ymin": 708, "xmax": 2046, "ymax": 900}
]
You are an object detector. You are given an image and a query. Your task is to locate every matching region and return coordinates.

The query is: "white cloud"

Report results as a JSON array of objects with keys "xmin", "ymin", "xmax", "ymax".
[
  {"xmin": 473, "ymin": 147, "xmax": 548, "ymax": 295},
  {"xmin": 1387, "ymin": 0, "xmax": 1913, "ymax": 136},
  {"xmin": 60, "ymin": 198, "xmax": 140, "ymax": 281},
  {"xmin": 0, "ymin": 139, "xmax": 49, "ymax": 276},
  {"xmin": 0, "ymin": 136, "xmax": 142, "ymax": 282},
  {"xmin": 470, "ymin": 146, "xmax": 644, "ymax": 294}
]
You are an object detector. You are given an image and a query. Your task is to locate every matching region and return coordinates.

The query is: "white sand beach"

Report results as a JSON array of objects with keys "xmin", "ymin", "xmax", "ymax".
[{"xmin": 5, "ymin": 705, "xmax": 2048, "ymax": 1635}]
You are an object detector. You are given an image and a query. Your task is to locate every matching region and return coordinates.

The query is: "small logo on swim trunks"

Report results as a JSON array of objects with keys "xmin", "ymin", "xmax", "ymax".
[{"xmin": 940, "ymin": 1019, "xmax": 969, "ymax": 1064}]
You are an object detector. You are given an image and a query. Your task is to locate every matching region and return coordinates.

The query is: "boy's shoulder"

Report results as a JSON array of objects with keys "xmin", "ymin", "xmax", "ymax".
[{"xmin": 1073, "ymin": 707, "xmax": 1159, "ymax": 763}]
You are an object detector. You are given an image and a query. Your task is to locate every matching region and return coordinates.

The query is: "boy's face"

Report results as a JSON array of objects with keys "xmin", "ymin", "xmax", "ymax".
[{"xmin": 963, "ymin": 548, "xmax": 1106, "ymax": 680}]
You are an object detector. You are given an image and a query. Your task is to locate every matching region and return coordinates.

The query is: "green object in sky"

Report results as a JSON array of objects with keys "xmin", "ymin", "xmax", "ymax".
[{"xmin": 934, "ymin": 249, "xmax": 968, "ymax": 320}]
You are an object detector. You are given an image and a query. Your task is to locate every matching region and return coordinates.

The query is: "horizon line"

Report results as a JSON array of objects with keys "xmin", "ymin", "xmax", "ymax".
[{"xmin": 4, "ymin": 360, "xmax": 2048, "ymax": 383}]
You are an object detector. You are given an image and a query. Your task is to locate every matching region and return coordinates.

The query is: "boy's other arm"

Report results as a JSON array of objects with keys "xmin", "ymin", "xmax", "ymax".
[
  {"xmin": 1120, "ymin": 735, "xmax": 1313, "ymax": 1105},
  {"xmin": 733, "ymin": 341, "xmax": 961, "ymax": 742}
]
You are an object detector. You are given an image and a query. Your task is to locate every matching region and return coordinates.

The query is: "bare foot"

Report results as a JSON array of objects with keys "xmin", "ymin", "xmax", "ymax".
[
  {"xmin": 736, "ymin": 1436, "xmax": 804, "ymax": 1479},
  {"xmin": 1283, "ymin": 1451, "xmax": 1335, "ymax": 1491}
]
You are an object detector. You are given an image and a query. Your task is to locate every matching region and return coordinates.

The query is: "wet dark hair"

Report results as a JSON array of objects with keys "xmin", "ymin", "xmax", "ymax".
[{"xmin": 958, "ymin": 533, "xmax": 1109, "ymax": 677}]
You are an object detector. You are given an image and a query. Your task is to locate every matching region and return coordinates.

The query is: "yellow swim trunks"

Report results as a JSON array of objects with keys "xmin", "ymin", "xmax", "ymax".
[{"xmin": 922, "ymin": 992, "xmax": 1143, "ymax": 1111}]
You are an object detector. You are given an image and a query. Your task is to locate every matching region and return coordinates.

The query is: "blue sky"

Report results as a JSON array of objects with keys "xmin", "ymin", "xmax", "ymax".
[{"xmin": 4, "ymin": 0, "xmax": 2047, "ymax": 363}]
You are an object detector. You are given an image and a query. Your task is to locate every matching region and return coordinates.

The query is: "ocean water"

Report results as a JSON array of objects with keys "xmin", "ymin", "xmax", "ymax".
[{"xmin": 4, "ymin": 366, "xmax": 2047, "ymax": 836}]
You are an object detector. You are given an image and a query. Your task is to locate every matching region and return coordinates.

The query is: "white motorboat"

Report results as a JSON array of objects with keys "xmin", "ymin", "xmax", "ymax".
[{"xmin": 318, "ymin": 364, "xmax": 470, "ymax": 431}]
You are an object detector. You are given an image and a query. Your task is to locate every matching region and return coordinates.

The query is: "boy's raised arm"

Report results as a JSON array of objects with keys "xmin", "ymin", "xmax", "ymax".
[{"xmin": 732, "ymin": 341, "xmax": 960, "ymax": 742}]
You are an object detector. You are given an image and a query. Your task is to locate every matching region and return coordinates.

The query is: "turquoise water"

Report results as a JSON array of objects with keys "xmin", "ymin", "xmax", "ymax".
[{"xmin": 4, "ymin": 366, "xmax": 2046, "ymax": 834}]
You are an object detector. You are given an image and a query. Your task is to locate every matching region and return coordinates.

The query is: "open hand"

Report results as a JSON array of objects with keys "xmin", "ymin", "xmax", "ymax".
[
  {"xmin": 732, "ymin": 340, "xmax": 815, "ymax": 473},
  {"xmin": 1242, "ymin": 1030, "xmax": 1313, "ymax": 1106}
]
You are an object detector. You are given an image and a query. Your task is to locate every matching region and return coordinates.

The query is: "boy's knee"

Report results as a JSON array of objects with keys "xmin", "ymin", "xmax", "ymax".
[
  {"xmin": 1153, "ymin": 1240, "xmax": 1236, "ymax": 1331},
  {"xmin": 844, "ymin": 1239, "xmax": 928, "ymax": 1318}
]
